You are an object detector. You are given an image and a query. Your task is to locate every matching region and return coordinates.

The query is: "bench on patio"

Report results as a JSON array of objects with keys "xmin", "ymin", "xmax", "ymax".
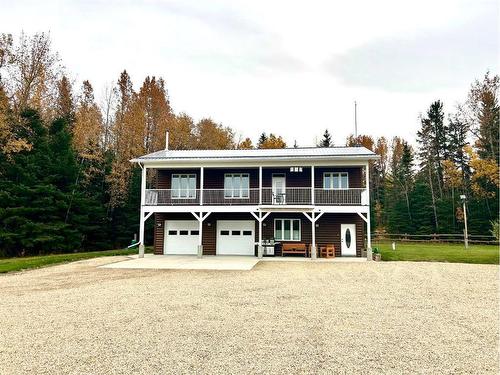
[{"xmin": 281, "ymin": 242, "xmax": 308, "ymax": 257}]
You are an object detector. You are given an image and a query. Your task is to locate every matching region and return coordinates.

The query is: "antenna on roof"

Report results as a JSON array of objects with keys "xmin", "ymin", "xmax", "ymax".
[
  {"xmin": 165, "ymin": 131, "xmax": 169, "ymax": 151},
  {"xmin": 354, "ymin": 101, "xmax": 358, "ymax": 139},
  {"xmin": 354, "ymin": 101, "xmax": 360, "ymax": 146}
]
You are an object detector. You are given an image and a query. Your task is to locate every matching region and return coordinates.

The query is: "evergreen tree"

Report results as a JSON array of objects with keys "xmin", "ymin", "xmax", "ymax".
[
  {"xmin": 318, "ymin": 129, "xmax": 332, "ymax": 147},
  {"xmin": 467, "ymin": 72, "xmax": 499, "ymax": 164},
  {"xmin": 257, "ymin": 132, "xmax": 267, "ymax": 148}
]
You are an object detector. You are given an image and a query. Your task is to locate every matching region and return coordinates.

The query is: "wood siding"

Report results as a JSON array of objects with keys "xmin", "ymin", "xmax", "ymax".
[
  {"xmin": 154, "ymin": 212, "xmax": 364, "ymax": 257},
  {"xmin": 156, "ymin": 167, "xmax": 363, "ymax": 189}
]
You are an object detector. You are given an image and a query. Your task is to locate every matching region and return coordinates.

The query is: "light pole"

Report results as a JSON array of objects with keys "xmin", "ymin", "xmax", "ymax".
[{"xmin": 460, "ymin": 195, "xmax": 468, "ymax": 249}]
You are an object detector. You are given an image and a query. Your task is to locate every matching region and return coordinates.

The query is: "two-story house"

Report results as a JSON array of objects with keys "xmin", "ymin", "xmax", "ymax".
[{"xmin": 131, "ymin": 146, "xmax": 378, "ymax": 259}]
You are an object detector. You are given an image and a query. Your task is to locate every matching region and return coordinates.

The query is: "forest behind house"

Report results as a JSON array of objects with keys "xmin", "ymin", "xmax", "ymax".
[{"xmin": 0, "ymin": 33, "xmax": 498, "ymax": 257}]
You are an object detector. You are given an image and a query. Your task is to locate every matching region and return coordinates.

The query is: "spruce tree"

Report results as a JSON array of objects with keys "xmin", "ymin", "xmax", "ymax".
[
  {"xmin": 257, "ymin": 132, "xmax": 267, "ymax": 148},
  {"xmin": 319, "ymin": 129, "xmax": 332, "ymax": 147}
]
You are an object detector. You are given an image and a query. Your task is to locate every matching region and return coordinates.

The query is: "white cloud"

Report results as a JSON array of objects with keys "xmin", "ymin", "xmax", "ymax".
[{"xmin": 0, "ymin": 0, "xmax": 497, "ymax": 147}]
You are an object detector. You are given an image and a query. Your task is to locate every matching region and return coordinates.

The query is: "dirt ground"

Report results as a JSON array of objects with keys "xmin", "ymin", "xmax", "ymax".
[{"xmin": 0, "ymin": 257, "xmax": 498, "ymax": 374}]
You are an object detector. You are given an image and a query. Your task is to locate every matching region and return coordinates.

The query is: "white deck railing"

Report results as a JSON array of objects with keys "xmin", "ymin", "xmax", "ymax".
[{"xmin": 145, "ymin": 188, "xmax": 367, "ymax": 206}]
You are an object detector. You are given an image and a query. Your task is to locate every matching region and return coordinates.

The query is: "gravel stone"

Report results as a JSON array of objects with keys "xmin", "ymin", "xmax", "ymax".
[{"xmin": 0, "ymin": 257, "xmax": 498, "ymax": 374}]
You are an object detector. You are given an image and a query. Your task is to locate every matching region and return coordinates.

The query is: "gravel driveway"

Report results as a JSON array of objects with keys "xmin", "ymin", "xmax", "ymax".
[{"xmin": 0, "ymin": 257, "xmax": 498, "ymax": 374}]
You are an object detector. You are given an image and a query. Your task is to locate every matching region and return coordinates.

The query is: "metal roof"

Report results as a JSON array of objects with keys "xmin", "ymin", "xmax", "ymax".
[{"xmin": 131, "ymin": 147, "xmax": 378, "ymax": 163}]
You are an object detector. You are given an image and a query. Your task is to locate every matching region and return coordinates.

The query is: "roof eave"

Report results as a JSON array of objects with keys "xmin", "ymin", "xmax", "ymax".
[{"xmin": 130, "ymin": 154, "xmax": 380, "ymax": 164}]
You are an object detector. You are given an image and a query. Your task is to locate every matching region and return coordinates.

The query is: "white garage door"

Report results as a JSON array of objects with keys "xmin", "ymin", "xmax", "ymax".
[
  {"xmin": 164, "ymin": 220, "xmax": 199, "ymax": 255},
  {"xmin": 216, "ymin": 220, "xmax": 255, "ymax": 255}
]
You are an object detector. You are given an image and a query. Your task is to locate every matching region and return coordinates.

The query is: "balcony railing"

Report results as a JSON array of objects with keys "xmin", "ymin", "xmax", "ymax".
[{"xmin": 145, "ymin": 188, "xmax": 368, "ymax": 206}]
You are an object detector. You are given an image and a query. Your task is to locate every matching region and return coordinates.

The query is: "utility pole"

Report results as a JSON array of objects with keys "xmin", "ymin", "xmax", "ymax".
[{"xmin": 460, "ymin": 195, "xmax": 469, "ymax": 249}]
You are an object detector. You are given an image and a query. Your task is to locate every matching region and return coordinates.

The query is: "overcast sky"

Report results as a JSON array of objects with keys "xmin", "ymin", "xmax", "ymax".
[{"xmin": 1, "ymin": 0, "xmax": 498, "ymax": 146}]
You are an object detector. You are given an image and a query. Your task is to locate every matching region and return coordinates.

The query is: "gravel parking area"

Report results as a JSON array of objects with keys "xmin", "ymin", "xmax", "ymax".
[{"xmin": 0, "ymin": 257, "xmax": 498, "ymax": 374}]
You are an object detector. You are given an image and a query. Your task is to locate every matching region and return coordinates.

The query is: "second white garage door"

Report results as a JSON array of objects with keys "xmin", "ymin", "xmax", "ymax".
[
  {"xmin": 216, "ymin": 220, "xmax": 255, "ymax": 255},
  {"xmin": 164, "ymin": 220, "xmax": 199, "ymax": 255}
]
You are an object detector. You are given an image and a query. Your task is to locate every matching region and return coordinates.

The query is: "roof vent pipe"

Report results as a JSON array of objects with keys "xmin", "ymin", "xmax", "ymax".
[{"xmin": 165, "ymin": 131, "xmax": 169, "ymax": 151}]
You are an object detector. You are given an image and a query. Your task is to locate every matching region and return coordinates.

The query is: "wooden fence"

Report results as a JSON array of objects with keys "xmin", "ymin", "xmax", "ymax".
[{"xmin": 373, "ymin": 232, "xmax": 498, "ymax": 245}]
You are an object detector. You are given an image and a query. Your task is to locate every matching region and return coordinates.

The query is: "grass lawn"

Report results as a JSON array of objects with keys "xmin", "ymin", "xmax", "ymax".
[
  {"xmin": 0, "ymin": 247, "xmax": 150, "ymax": 274},
  {"xmin": 374, "ymin": 241, "xmax": 499, "ymax": 264}
]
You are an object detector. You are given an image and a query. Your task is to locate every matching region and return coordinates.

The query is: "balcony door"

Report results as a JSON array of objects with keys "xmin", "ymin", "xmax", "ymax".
[{"xmin": 272, "ymin": 175, "xmax": 286, "ymax": 204}]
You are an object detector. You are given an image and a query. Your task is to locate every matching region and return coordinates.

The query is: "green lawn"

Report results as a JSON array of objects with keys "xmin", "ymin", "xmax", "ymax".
[
  {"xmin": 0, "ymin": 248, "xmax": 149, "ymax": 274},
  {"xmin": 374, "ymin": 241, "xmax": 499, "ymax": 264}
]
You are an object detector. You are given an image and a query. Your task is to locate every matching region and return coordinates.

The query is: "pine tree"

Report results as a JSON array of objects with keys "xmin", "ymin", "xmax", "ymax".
[
  {"xmin": 318, "ymin": 129, "xmax": 332, "ymax": 147},
  {"xmin": 467, "ymin": 72, "xmax": 499, "ymax": 164},
  {"xmin": 257, "ymin": 132, "xmax": 267, "ymax": 148}
]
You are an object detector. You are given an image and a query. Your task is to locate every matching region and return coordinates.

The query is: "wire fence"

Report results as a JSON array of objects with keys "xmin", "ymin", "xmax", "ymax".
[{"xmin": 373, "ymin": 232, "xmax": 498, "ymax": 245}]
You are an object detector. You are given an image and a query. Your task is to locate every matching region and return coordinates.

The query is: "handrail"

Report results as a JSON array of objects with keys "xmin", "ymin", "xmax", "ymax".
[{"xmin": 144, "ymin": 187, "xmax": 368, "ymax": 206}]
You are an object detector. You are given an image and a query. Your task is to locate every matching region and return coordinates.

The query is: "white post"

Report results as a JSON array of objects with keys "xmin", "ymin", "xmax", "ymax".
[
  {"xmin": 311, "ymin": 212, "xmax": 317, "ymax": 259},
  {"xmin": 165, "ymin": 131, "xmax": 169, "ymax": 150},
  {"xmin": 367, "ymin": 210, "xmax": 372, "ymax": 250},
  {"xmin": 311, "ymin": 166, "xmax": 315, "ymax": 205},
  {"xmin": 138, "ymin": 165, "xmax": 147, "ymax": 258},
  {"xmin": 258, "ymin": 212, "xmax": 263, "ymax": 259},
  {"xmin": 365, "ymin": 162, "xmax": 371, "ymax": 252},
  {"xmin": 365, "ymin": 162, "xmax": 370, "ymax": 204},
  {"xmin": 200, "ymin": 167, "xmax": 204, "ymax": 205},
  {"xmin": 463, "ymin": 201, "xmax": 469, "ymax": 249},
  {"xmin": 198, "ymin": 214, "xmax": 203, "ymax": 258},
  {"xmin": 259, "ymin": 166, "xmax": 262, "ymax": 204}
]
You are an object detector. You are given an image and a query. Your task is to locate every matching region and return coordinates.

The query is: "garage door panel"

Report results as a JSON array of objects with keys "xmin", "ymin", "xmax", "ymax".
[
  {"xmin": 164, "ymin": 220, "xmax": 199, "ymax": 255},
  {"xmin": 216, "ymin": 220, "xmax": 255, "ymax": 255}
]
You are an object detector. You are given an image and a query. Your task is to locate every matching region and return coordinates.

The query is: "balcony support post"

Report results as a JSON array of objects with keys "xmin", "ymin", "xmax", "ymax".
[
  {"xmin": 259, "ymin": 166, "xmax": 262, "ymax": 204},
  {"xmin": 303, "ymin": 211, "xmax": 324, "ymax": 259},
  {"xmin": 200, "ymin": 166, "xmax": 204, "ymax": 205},
  {"xmin": 191, "ymin": 211, "xmax": 211, "ymax": 258},
  {"xmin": 139, "ymin": 164, "xmax": 147, "ymax": 258},
  {"xmin": 311, "ymin": 166, "xmax": 315, "ymax": 205},
  {"xmin": 365, "ymin": 162, "xmax": 371, "ymax": 251},
  {"xmin": 251, "ymin": 211, "xmax": 270, "ymax": 258}
]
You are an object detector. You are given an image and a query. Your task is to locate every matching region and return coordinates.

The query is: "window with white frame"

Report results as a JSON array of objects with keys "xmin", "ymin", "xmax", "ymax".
[
  {"xmin": 171, "ymin": 174, "xmax": 196, "ymax": 198},
  {"xmin": 274, "ymin": 219, "xmax": 301, "ymax": 241},
  {"xmin": 323, "ymin": 172, "xmax": 349, "ymax": 189},
  {"xmin": 224, "ymin": 173, "xmax": 250, "ymax": 198}
]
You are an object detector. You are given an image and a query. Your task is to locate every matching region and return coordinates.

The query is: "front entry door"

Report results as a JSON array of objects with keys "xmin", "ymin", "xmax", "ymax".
[
  {"xmin": 340, "ymin": 224, "xmax": 356, "ymax": 256},
  {"xmin": 272, "ymin": 175, "xmax": 286, "ymax": 204}
]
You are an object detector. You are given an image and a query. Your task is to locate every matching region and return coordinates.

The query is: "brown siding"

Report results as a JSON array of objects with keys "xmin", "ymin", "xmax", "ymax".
[
  {"xmin": 203, "ymin": 169, "xmax": 259, "ymax": 189},
  {"xmin": 156, "ymin": 169, "xmax": 201, "ymax": 189},
  {"xmin": 262, "ymin": 168, "xmax": 312, "ymax": 188},
  {"xmin": 154, "ymin": 212, "xmax": 365, "ymax": 257},
  {"xmin": 315, "ymin": 167, "xmax": 363, "ymax": 188},
  {"xmin": 156, "ymin": 167, "xmax": 363, "ymax": 190},
  {"xmin": 263, "ymin": 212, "xmax": 364, "ymax": 257},
  {"xmin": 155, "ymin": 212, "xmax": 258, "ymax": 256}
]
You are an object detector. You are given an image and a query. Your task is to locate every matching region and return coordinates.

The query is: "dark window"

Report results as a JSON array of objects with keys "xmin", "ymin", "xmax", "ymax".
[
  {"xmin": 191, "ymin": 230, "xmax": 199, "ymax": 235},
  {"xmin": 243, "ymin": 230, "xmax": 252, "ymax": 236},
  {"xmin": 345, "ymin": 228, "xmax": 351, "ymax": 247},
  {"xmin": 232, "ymin": 230, "xmax": 241, "ymax": 235},
  {"xmin": 179, "ymin": 230, "xmax": 189, "ymax": 235},
  {"xmin": 221, "ymin": 230, "xmax": 230, "ymax": 235},
  {"xmin": 168, "ymin": 230, "xmax": 177, "ymax": 235}
]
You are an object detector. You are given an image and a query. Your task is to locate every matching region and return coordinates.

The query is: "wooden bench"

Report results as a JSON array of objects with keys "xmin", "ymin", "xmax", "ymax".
[{"xmin": 281, "ymin": 243, "xmax": 308, "ymax": 257}]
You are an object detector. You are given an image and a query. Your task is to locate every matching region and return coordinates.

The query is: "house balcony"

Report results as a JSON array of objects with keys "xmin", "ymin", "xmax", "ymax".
[{"xmin": 144, "ymin": 187, "xmax": 368, "ymax": 206}]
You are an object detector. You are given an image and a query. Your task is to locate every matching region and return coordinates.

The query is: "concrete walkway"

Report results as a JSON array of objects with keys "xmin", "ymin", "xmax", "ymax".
[
  {"xmin": 100, "ymin": 254, "xmax": 366, "ymax": 271},
  {"xmin": 100, "ymin": 254, "xmax": 260, "ymax": 271}
]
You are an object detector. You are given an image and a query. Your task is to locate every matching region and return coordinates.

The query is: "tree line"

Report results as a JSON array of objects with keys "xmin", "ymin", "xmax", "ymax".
[
  {"xmin": 337, "ymin": 74, "xmax": 498, "ymax": 237},
  {"xmin": 0, "ymin": 32, "xmax": 498, "ymax": 256},
  {"xmin": 0, "ymin": 33, "xmax": 291, "ymax": 256}
]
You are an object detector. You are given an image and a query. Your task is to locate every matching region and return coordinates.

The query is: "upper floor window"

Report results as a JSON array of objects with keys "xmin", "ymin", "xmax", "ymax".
[
  {"xmin": 171, "ymin": 174, "xmax": 196, "ymax": 198},
  {"xmin": 224, "ymin": 173, "xmax": 249, "ymax": 198},
  {"xmin": 323, "ymin": 172, "xmax": 349, "ymax": 189}
]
